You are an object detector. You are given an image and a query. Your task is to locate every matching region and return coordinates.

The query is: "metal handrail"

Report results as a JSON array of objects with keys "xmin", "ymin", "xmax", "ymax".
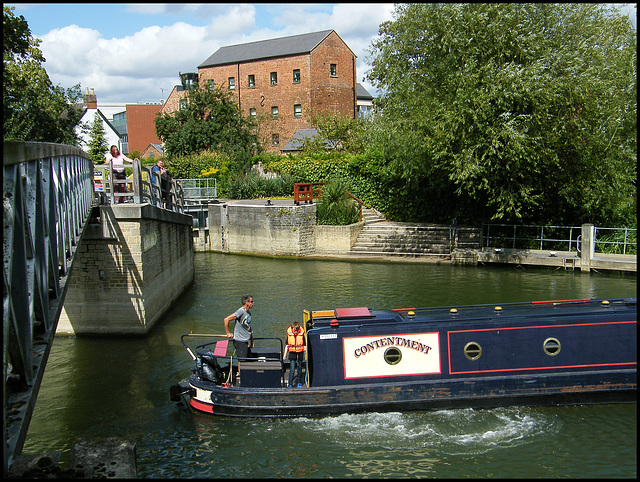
[
  {"xmin": 482, "ymin": 223, "xmax": 637, "ymax": 254},
  {"xmin": 3, "ymin": 141, "xmax": 93, "ymax": 472},
  {"xmin": 95, "ymin": 160, "xmax": 184, "ymax": 213},
  {"xmin": 177, "ymin": 178, "xmax": 218, "ymax": 201}
]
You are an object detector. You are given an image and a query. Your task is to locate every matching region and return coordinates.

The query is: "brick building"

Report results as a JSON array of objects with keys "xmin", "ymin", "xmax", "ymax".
[
  {"xmin": 125, "ymin": 104, "xmax": 163, "ymax": 154},
  {"xmin": 162, "ymin": 30, "xmax": 357, "ymax": 153}
]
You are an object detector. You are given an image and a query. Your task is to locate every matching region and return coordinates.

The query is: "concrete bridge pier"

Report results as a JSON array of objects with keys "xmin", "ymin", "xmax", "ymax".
[{"xmin": 57, "ymin": 204, "xmax": 194, "ymax": 335}]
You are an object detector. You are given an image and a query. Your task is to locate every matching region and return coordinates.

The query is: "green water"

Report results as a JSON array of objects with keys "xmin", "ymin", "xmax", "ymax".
[{"xmin": 23, "ymin": 253, "xmax": 637, "ymax": 478}]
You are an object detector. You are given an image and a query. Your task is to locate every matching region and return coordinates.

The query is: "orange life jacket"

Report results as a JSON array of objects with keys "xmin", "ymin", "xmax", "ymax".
[{"xmin": 286, "ymin": 325, "xmax": 305, "ymax": 353}]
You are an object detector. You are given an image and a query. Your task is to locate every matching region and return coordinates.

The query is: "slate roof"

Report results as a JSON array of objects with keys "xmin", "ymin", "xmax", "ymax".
[
  {"xmin": 199, "ymin": 30, "xmax": 342, "ymax": 68},
  {"xmin": 280, "ymin": 128, "xmax": 338, "ymax": 152},
  {"xmin": 356, "ymin": 83, "xmax": 373, "ymax": 100}
]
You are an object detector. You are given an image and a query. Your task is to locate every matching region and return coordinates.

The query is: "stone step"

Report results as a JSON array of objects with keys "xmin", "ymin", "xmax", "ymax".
[
  {"xmin": 346, "ymin": 249, "xmax": 451, "ymax": 258},
  {"xmin": 350, "ymin": 219, "xmax": 481, "ymax": 258}
]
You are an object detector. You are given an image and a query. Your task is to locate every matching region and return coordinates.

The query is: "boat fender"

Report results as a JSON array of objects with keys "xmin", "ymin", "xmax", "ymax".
[
  {"xmin": 449, "ymin": 308, "xmax": 457, "ymax": 317},
  {"xmin": 602, "ymin": 300, "xmax": 610, "ymax": 308},
  {"xmin": 170, "ymin": 384, "xmax": 187, "ymax": 402},
  {"xmin": 330, "ymin": 319, "xmax": 339, "ymax": 327},
  {"xmin": 494, "ymin": 306, "xmax": 502, "ymax": 314}
]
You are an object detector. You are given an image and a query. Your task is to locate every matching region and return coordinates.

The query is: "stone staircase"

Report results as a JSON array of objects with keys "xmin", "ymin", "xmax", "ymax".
[{"xmin": 351, "ymin": 208, "xmax": 481, "ymax": 259}]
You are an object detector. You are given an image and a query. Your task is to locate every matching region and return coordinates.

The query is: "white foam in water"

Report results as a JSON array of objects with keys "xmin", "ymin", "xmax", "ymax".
[{"xmin": 291, "ymin": 407, "xmax": 560, "ymax": 455}]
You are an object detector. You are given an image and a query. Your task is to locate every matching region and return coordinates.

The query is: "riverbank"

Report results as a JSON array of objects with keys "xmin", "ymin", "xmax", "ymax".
[{"xmin": 201, "ymin": 199, "xmax": 636, "ymax": 273}]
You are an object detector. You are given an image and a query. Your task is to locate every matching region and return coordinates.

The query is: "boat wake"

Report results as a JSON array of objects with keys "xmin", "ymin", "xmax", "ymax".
[{"xmin": 291, "ymin": 407, "xmax": 560, "ymax": 455}]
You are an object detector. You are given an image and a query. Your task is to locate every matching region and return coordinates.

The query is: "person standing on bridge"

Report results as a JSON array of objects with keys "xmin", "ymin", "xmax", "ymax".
[
  {"xmin": 105, "ymin": 145, "xmax": 137, "ymax": 203},
  {"xmin": 151, "ymin": 160, "xmax": 172, "ymax": 208},
  {"xmin": 224, "ymin": 295, "xmax": 254, "ymax": 358}
]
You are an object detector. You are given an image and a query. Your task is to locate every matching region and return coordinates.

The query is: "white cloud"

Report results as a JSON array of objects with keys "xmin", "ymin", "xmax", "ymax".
[
  {"xmin": 206, "ymin": 4, "xmax": 256, "ymax": 39},
  {"xmin": 35, "ymin": 3, "xmax": 394, "ymax": 103},
  {"xmin": 40, "ymin": 22, "xmax": 218, "ymax": 102}
]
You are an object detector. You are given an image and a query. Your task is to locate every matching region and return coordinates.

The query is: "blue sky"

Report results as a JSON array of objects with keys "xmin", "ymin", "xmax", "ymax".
[
  {"xmin": 7, "ymin": 3, "xmax": 394, "ymax": 103},
  {"xmin": 7, "ymin": 3, "xmax": 637, "ymax": 105}
]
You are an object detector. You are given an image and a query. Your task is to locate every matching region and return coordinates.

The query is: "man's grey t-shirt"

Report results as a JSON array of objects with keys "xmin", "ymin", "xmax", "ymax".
[{"xmin": 233, "ymin": 307, "xmax": 252, "ymax": 342}]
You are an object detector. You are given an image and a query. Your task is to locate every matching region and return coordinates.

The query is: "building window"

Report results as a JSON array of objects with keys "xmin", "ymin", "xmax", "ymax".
[
  {"xmin": 294, "ymin": 104, "xmax": 302, "ymax": 117},
  {"xmin": 228, "ymin": 77, "xmax": 235, "ymax": 90},
  {"xmin": 179, "ymin": 99, "xmax": 187, "ymax": 110},
  {"xmin": 250, "ymin": 108, "xmax": 257, "ymax": 117},
  {"xmin": 330, "ymin": 64, "xmax": 337, "ymax": 77},
  {"xmin": 272, "ymin": 134, "xmax": 279, "ymax": 146},
  {"xmin": 248, "ymin": 75, "xmax": 255, "ymax": 88},
  {"xmin": 293, "ymin": 69, "xmax": 301, "ymax": 84},
  {"xmin": 270, "ymin": 72, "xmax": 278, "ymax": 86},
  {"xmin": 271, "ymin": 106, "xmax": 279, "ymax": 118},
  {"xmin": 207, "ymin": 80, "xmax": 215, "ymax": 91}
]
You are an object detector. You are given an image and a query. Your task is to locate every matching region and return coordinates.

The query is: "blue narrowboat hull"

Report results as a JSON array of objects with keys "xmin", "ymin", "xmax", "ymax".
[{"xmin": 172, "ymin": 298, "xmax": 637, "ymax": 417}]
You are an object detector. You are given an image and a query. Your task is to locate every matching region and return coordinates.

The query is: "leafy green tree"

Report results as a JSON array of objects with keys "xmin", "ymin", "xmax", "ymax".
[
  {"xmin": 366, "ymin": 3, "xmax": 637, "ymax": 226},
  {"xmin": 3, "ymin": 6, "xmax": 83, "ymax": 144},
  {"xmin": 87, "ymin": 115, "xmax": 108, "ymax": 164},
  {"xmin": 155, "ymin": 84, "xmax": 259, "ymax": 170},
  {"xmin": 302, "ymin": 110, "xmax": 366, "ymax": 154}
]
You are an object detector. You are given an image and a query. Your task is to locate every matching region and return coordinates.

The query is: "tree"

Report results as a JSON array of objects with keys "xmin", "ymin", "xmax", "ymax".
[
  {"xmin": 302, "ymin": 110, "xmax": 366, "ymax": 154},
  {"xmin": 87, "ymin": 114, "xmax": 109, "ymax": 164},
  {"xmin": 3, "ymin": 6, "xmax": 84, "ymax": 145},
  {"xmin": 155, "ymin": 84, "xmax": 259, "ymax": 170},
  {"xmin": 366, "ymin": 4, "xmax": 637, "ymax": 226}
]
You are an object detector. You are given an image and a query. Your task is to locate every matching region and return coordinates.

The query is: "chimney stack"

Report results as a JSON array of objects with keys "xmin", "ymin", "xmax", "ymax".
[{"xmin": 84, "ymin": 87, "xmax": 97, "ymax": 109}]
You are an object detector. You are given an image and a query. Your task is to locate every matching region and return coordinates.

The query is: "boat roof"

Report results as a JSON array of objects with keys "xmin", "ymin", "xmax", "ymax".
[{"xmin": 308, "ymin": 298, "xmax": 637, "ymax": 328}]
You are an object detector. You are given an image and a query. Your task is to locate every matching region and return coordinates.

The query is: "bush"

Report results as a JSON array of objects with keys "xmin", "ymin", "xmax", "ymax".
[
  {"xmin": 227, "ymin": 171, "xmax": 295, "ymax": 199},
  {"xmin": 316, "ymin": 179, "xmax": 360, "ymax": 225}
]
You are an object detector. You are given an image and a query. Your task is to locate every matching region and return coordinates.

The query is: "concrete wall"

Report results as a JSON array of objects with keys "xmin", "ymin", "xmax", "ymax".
[
  {"xmin": 57, "ymin": 205, "xmax": 194, "ymax": 335},
  {"xmin": 209, "ymin": 202, "xmax": 317, "ymax": 256},
  {"xmin": 315, "ymin": 222, "xmax": 364, "ymax": 254}
]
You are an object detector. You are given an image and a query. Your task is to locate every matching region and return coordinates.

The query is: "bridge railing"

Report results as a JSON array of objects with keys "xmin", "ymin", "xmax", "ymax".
[
  {"xmin": 95, "ymin": 160, "xmax": 184, "ymax": 212},
  {"xmin": 3, "ymin": 141, "xmax": 94, "ymax": 473}
]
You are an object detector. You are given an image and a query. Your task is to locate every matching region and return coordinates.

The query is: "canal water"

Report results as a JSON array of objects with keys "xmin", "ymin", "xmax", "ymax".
[{"xmin": 23, "ymin": 253, "xmax": 636, "ymax": 478}]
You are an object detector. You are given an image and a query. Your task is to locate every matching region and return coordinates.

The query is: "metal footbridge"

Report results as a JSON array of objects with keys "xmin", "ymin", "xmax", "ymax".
[{"xmin": 2, "ymin": 141, "xmax": 185, "ymax": 474}]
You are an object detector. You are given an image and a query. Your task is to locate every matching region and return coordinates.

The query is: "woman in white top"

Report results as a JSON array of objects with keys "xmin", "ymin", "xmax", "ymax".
[{"xmin": 105, "ymin": 145, "xmax": 136, "ymax": 203}]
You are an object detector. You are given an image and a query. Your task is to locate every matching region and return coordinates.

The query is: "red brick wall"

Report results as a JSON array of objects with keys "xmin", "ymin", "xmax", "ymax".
[
  {"xmin": 126, "ymin": 104, "xmax": 162, "ymax": 154},
  {"xmin": 198, "ymin": 31, "xmax": 356, "ymax": 152},
  {"xmin": 160, "ymin": 87, "xmax": 188, "ymax": 116}
]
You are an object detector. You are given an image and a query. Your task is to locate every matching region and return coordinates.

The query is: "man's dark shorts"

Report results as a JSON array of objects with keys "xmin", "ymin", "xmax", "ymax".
[{"xmin": 233, "ymin": 340, "xmax": 251, "ymax": 358}]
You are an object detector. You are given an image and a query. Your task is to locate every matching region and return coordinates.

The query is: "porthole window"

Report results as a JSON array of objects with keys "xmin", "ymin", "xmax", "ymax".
[
  {"xmin": 543, "ymin": 337, "xmax": 561, "ymax": 356},
  {"xmin": 384, "ymin": 347, "xmax": 402, "ymax": 365},
  {"xmin": 464, "ymin": 342, "xmax": 482, "ymax": 360}
]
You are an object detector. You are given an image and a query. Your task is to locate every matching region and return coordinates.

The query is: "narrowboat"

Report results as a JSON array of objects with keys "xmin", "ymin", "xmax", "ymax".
[{"xmin": 170, "ymin": 297, "xmax": 637, "ymax": 417}]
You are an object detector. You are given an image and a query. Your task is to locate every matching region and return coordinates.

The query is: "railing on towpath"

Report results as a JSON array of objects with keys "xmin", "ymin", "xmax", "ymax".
[{"xmin": 483, "ymin": 223, "xmax": 637, "ymax": 255}]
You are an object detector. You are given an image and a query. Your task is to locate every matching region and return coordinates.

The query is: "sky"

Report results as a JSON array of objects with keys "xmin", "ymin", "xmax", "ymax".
[
  {"xmin": 7, "ymin": 3, "xmax": 637, "ymax": 106},
  {"xmin": 7, "ymin": 3, "xmax": 396, "ymax": 104}
]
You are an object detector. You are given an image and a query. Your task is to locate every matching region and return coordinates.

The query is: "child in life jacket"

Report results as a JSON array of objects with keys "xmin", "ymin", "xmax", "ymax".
[{"xmin": 283, "ymin": 320, "xmax": 306, "ymax": 387}]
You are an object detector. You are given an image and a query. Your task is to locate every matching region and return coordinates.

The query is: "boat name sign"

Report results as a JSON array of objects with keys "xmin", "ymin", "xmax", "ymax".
[{"xmin": 343, "ymin": 332, "xmax": 441, "ymax": 379}]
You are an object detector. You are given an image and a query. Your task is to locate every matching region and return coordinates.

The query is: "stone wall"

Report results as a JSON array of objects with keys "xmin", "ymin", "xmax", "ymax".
[
  {"xmin": 208, "ymin": 202, "xmax": 317, "ymax": 256},
  {"xmin": 314, "ymin": 222, "xmax": 364, "ymax": 254},
  {"xmin": 57, "ymin": 205, "xmax": 194, "ymax": 335}
]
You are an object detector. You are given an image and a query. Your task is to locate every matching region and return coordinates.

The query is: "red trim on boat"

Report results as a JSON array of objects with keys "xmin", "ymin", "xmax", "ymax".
[
  {"xmin": 531, "ymin": 298, "xmax": 591, "ymax": 304},
  {"xmin": 447, "ymin": 320, "xmax": 637, "ymax": 375},
  {"xmin": 190, "ymin": 398, "xmax": 214, "ymax": 413}
]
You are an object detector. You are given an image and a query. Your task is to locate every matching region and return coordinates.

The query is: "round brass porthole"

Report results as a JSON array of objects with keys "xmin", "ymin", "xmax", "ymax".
[
  {"xmin": 464, "ymin": 342, "xmax": 482, "ymax": 360},
  {"xmin": 543, "ymin": 337, "xmax": 561, "ymax": 356},
  {"xmin": 384, "ymin": 347, "xmax": 402, "ymax": 365}
]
